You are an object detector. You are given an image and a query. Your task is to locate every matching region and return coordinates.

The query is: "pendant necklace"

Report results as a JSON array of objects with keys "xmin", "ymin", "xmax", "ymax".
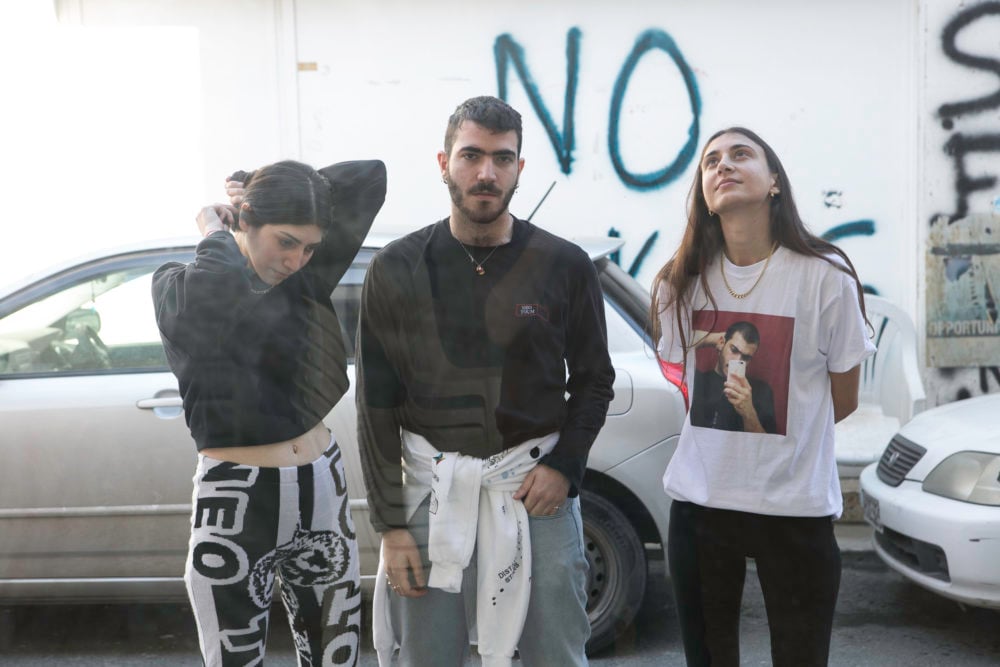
[
  {"xmin": 456, "ymin": 239, "xmax": 500, "ymax": 276},
  {"xmin": 720, "ymin": 243, "xmax": 778, "ymax": 299}
]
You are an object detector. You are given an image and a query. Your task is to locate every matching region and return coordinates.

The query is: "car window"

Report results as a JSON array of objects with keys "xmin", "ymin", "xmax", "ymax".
[
  {"xmin": 332, "ymin": 249, "xmax": 374, "ymax": 362},
  {"xmin": 604, "ymin": 297, "xmax": 647, "ymax": 354},
  {"xmin": 596, "ymin": 257, "xmax": 653, "ymax": 343},
  {"xmin": 0, "ymin": 266, "xmax": 166, "ymax": 377}
]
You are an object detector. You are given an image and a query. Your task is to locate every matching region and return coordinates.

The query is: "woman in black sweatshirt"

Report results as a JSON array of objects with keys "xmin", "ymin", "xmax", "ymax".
[{"xmin": 153, "ymin": 159, "xmax": 385, "ymax": 666}]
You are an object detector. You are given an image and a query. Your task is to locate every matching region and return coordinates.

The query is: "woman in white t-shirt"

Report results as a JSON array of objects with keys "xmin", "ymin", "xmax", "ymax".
[{"xmin": 651, "ymin": 127, "xmax": 874, "ymax": 667}]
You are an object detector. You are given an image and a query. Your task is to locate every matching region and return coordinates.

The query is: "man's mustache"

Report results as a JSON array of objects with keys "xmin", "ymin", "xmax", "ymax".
[{"xmin": 468, "ymin": 184, "xmax": 503, "ymax": 196}]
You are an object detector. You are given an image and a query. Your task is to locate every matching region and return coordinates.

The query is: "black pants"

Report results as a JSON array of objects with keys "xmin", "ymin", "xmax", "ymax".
[{"xmin": 668, "ymin": 501, "xmax": 841, "ymax": 667}]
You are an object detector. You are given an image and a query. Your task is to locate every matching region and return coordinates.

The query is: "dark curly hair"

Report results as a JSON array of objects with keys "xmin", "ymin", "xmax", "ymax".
[{"xmin": 443, "ymin": 96, "xmax": 523, "ymax": 156}]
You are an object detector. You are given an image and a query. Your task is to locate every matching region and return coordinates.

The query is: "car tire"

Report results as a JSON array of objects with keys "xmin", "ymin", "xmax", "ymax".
[{"xmin": 581, "ymin": 489, "xmax": 647, "ymax": 655}]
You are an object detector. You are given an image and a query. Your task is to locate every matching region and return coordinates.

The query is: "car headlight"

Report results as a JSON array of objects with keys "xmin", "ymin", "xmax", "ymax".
[{"xmin": 922, "ymin": 452, "xmax": 1000, "ymax": 505}]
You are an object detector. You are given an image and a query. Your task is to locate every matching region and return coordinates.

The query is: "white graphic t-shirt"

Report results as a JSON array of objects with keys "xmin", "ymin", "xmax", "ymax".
[{"xmin": 658, "ymin": 247, "xmax": 875, "ymax": 518}]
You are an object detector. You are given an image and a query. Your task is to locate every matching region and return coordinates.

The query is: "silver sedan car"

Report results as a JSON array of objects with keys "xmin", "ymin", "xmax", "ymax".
[{"xmin": 0, "ymin": 236, "xmax": 685, "ymax": 653}]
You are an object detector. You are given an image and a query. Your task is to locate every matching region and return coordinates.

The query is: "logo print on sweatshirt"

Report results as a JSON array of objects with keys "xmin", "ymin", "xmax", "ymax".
[
  {"xmin": 433, "ymin": 453, "xmax": 444, "ymax": 465},
  {"xmin": 514, "ymin": 304, "xmax": 549, "ymax": 321}
]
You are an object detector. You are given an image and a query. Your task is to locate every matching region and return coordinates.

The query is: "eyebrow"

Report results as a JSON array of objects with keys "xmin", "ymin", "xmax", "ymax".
[
  {"xmin": 279, "ymin": 231, "xmax": 321, "ymax": 248},
  {"xmin": 703, "ymin": 143, "xmax": 755, "ymax": 160},
  {"xmin": 457, "ymin": 146, "xmax": 518, "ymax": 158}
]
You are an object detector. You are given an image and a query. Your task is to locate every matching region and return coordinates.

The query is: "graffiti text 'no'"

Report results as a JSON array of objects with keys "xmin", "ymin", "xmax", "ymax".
[{"xmin": 495, "ymin": 28, "xmax": 702, "ymax": 192}]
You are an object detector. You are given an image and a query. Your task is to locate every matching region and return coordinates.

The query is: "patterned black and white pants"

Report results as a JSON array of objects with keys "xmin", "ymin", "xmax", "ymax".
[{"xmin": 185, "ymin": 439, "xmax": 361, "ymax": 666}]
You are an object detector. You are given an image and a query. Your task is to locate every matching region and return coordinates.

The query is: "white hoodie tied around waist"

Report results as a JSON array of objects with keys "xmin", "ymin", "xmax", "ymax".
[{"xmin": 372, "ymin": 430, "xmax": 559, "ymax": 667}]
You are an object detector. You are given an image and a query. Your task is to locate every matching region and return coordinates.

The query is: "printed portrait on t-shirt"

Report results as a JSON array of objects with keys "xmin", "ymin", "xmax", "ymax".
[{"xmin": 689, "ymin": 310, "xmax": 793, "ymax": 436}]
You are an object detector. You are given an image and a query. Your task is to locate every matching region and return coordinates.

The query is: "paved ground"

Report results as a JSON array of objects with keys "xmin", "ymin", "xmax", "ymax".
[{"xmin": 2, "ymin": 524, "xmax": 999, "ymax": 665}]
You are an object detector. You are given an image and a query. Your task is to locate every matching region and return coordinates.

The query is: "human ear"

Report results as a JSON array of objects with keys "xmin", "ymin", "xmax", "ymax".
[
  {"xmin": 236, "ymin": 209, "xmax": 250, "ymax": 233},
  {"xmin": 437, "ymin": 151, "xmax": 449, "ymax": 182}
]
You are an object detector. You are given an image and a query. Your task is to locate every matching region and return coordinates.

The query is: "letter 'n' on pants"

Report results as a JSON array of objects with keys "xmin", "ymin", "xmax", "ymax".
[{"xmin": 185, "ymin": 441, "xmax": 361, "ymax": 666}]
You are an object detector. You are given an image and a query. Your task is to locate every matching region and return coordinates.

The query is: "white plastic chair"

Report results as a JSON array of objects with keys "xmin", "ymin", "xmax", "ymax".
[{"xmin": 834, "ymin": 294, "xmax": 926, "ymax": 473}]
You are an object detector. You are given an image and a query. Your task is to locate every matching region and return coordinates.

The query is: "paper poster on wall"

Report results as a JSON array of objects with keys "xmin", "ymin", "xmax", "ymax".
[{"xmin": 926, "ymin": 212, "xmax": 1000, "ymax": 367}]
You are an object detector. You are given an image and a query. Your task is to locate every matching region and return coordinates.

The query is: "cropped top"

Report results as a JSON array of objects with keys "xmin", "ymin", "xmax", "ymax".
[{"xmin": 152, "ymin": 160, "xmax": 386, "ymax": 451}]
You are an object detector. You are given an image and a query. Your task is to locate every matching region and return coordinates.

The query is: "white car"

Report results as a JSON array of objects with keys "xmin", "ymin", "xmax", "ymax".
[
  {"xmin": 0, "ymin": 235, "xmax": 686, "ymax": 654},
  {"xmin": 860, "ymin": 393, "xmax": 1000, "ymax": 609}
]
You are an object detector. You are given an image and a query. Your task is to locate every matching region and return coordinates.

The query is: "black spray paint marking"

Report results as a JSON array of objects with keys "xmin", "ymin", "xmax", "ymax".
[
  {"xmin": 938, "ymin": 132, "xmax": 1000, "ymax": 221},
  {"xmin": 930, "ymin": 4, "xmax": 1000, "ymax": 399},
  {"xmin": 937, "ymin": 2, "xmax": 1000, "ymax": 124}
]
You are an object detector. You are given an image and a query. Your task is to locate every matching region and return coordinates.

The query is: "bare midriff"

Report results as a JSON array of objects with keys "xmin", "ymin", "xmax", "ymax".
[{"xmin": 200, "ymin": 421, "xmax": 331, "ymax": 468}]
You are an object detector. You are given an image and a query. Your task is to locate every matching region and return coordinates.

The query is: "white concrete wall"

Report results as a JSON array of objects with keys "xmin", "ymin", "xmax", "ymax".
[
  {"xmin": 55, "ymin": 0, "xmax": 297, "ymax": 191},
  {"xmin": 293, "ymin": 0, "xmax": 917, "ymax": 310},
  {"xmin": 12, "ymin": 0, "xmax": 998, "ymax": 407},
  {"xmin": 46, "ymin": 0, "xmax": 917, "ymax": 298}
]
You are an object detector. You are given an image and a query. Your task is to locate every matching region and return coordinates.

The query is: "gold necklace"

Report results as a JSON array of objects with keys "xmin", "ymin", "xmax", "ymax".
[
  {"xmin": 456, "ymin": 239, "xmax": 500, "ymax": 276},
  {"xmin": 720, "ymin": 244, "xmax": 777, "ymax": 299}
]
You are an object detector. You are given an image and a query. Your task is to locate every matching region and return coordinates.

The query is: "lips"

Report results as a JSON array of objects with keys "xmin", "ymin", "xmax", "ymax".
[{"xmin": 717, "ymin": 179, "xmax": 740, "ymax": 190}]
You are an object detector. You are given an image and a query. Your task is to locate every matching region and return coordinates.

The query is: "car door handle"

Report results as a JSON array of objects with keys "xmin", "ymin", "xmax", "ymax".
[{"xmin": 137, "ymin": 397, "xmax": 183, "ymax": 409}]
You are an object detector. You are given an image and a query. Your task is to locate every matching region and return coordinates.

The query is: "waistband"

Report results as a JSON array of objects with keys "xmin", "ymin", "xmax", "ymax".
[{"xmin": 196, "ymin": 433, "xmax": 340, "ymax": 485}]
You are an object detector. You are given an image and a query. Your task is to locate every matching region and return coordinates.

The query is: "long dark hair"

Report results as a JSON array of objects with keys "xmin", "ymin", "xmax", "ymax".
[
  {"xmin": 233, "ymin": 160, "xmax": 334, "ymax": 232},
  {"xmin": 650, "ymin": 126, "xmax": 868, "ymax": 356}
]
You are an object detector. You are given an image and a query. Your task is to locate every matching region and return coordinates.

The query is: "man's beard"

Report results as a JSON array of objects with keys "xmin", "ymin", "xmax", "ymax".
[{"xmin": 447, "ymin": 177, "xmax": 517, "ymax": 225}]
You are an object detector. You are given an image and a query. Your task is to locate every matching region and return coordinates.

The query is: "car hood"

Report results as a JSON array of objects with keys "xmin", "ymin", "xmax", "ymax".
[{"xmin": 900, "ymin": 394, "xmax": 1000, "ymax": 480}]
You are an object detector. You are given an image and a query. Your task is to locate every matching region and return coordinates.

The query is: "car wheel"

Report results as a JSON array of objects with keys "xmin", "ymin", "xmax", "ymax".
[{"xmin": 581, "ymin": 489, "xmax": 647, "ymax": 655}]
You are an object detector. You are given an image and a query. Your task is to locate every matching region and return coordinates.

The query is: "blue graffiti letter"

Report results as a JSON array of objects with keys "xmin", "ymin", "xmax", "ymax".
[
  {"xmin": 609, "ymin": 29, "xmax": 701, "ymax": 191},
  {"xmin": 495, "ymin": 28, "xmax": 580, "ymax": 174}
]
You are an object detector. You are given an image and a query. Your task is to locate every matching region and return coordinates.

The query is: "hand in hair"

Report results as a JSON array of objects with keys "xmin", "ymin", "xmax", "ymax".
[
  {"xmin": 196, "ymin": 204, "xmax": 237, "ymax": 237},
  {"xmin": 225, "ymin": 176, "xmax": 246, "ymax": 209}
]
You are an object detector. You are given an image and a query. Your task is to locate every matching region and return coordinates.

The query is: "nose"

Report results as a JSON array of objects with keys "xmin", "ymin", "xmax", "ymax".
[
  {"xmin": 285, "ymin": 248, "xmax": 309, "ymax": 272},
  {"xmin": 716, "ymin": 157, "xmax": 733, "ymax": 173},
  {"xmin": 477, "ymin": 160, "xmax": 497, "ymax": 182}
]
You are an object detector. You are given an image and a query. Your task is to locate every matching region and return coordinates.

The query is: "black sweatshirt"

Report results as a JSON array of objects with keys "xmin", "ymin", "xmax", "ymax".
[
  {"xmin": 152, "ymin": 160, "xmax": 386, "ymax": 450},
  {"xmin": 356, "ymin": 218, "xmax": 615, "ymax": 532}
]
